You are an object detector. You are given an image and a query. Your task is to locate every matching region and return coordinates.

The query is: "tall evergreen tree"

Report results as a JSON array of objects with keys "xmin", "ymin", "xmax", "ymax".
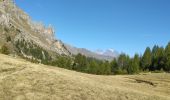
[
  {"xmin": 118, "ymin": 54, "xmax": 130, "ymax": 71},
  {"xmin": 141, "ymin": 47, "xmax": 152, "ymax": 70},
  {"xmin": 88, "ymin": 60, "xmax": 98, "ymax": 74},
  {"xmin": 165, "ymin": 42, "xmax": 170, "ymax": 71},
  {"xmin": 73, "ymin": 53, "xmax": 87, "ymax": 71},
  {"xmin": 127, "ymin": 54, "xmax": 140, "ymax": 74},
  {"xmin": 151, "ymin": 45, "xmax": 165, "ymax": 70},
  {"xmin": 110, "ymin": 59, "xmax": 119, "ymax": 74},
  {"xmin": 151, "ymin": 45, "xmax": 160, "ymax": 70},
  {"xmin": 133, "ymin": 54, "xmax": 140, "ymax": 72},
  {"xmin": 103, "ymin": 61, "xmax": 111, "ymax": 75}
]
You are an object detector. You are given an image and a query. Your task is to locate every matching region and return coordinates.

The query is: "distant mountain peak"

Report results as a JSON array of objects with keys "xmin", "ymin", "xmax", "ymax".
[
  {"xmin": 108, "ymin": 48, "xmax": 115, "ymax": 52},
  {"xmin": 94, "ymin": 49, "xmax": 119, "ymax": 58},
  {"xmin": 64, "ymin": 44, "xmax": 119, "ymax": 60}
]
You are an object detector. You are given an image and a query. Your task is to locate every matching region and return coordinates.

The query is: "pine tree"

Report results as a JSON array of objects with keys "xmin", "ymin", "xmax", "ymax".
[
  {"xmin": 103, "ymin": 61, "xmax": 111, "ymax": 75},
  {"xmin": 110, "ymin": 59, "xmax": 119, "ymax": 74},
  {"xmin": 118, "ymin": 53, "xmax": 130, "ymax": 73},
  {"xmin": 127, "ymin": 54, "xmax": 140, "ymax": 74},
  {"xmin": 74, "ymin": 53, "xmax": 87, "ymax": 71},
  {"xmin": 89, "ymin": 60, "xmax": 98, "ymax": 74},
  {"xmin": 141, "ymin": 47, "xmax": 152, "ymax": 71},
  {"xmin": 151, "ymin": 45, "xmax": 160, "ymax": 70},
  {"xmin": 158, "ymin": 47, "xmax": 165, "ymax": 70},
  {"xmin": 151, "ymin": 45, "xmax": 165, "ymax": 70},
  {"xmin": 165, "ymin": 42, "xmax": 170, "ymax": 71}
]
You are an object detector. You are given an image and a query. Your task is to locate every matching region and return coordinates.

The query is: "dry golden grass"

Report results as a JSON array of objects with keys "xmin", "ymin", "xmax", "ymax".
[{"xmin": 0, "ymin": 54, "xmax": 170, "ymax": 100}]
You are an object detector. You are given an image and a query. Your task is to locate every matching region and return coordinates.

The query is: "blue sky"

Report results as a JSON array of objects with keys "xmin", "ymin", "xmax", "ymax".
[{"xmin": 15, "ymin": 0, "xmax": 170, "ymax": 56}]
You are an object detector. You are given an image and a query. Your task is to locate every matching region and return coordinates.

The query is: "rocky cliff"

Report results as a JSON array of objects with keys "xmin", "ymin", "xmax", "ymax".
[{"xmin": 0, "ymin": 0, "xmax": 70, "ymax": 59}]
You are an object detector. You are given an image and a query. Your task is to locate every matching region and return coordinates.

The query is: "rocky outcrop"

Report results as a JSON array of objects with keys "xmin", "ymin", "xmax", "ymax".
[
  {"xmin": 0, "ymin": 14, "xmax": 10, "ymax": 26},
  {"xmin": 0, "ymin": 0, "xmax": 70, "ymax": 56}
]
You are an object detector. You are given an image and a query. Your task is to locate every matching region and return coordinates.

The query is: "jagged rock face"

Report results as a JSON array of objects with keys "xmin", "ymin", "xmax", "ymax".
[
  {"xmin": 0, "ymin": 0, "xmax": 70, "ymax": 56},
  {"xmin": 0, "ymin": 14, "xmax": 10, "ymax": 26}
]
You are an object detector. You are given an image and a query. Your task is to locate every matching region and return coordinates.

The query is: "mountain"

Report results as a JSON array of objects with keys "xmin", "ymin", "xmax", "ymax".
[
  {"xmin": 0, "ymin": 0, "xmax": 118, "ymax": 62},
  {"xmin": 64, "ymin": 44, "xmax": 118, "ymax": 60},
  {"xmin": 95, "ymin": 49, "xmax": 119, "ymax": 58},
  {"xmin": 0, "ymin": 0, "xmax": 70, "ymax": 61}
]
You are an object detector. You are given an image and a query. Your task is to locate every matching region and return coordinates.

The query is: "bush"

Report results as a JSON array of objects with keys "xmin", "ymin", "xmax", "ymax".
[
  {"xmin": 0, "ymin": 44, "xmax": 9, "ymax": 55},
  {"xmin": 6, "ymin": 36, "xmax": 11, "ymax": 42}
]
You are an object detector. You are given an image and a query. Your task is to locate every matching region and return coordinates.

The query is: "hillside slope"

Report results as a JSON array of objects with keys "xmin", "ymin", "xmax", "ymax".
[{"xmin": 0, "ymin": 54, "xmax": 170, "ymax": 100}]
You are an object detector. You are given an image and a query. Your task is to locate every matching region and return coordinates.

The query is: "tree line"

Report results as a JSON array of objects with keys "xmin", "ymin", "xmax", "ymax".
[
  {"xmin": 15, "ymin": 39, "xmax": 52, "ymax": 64},
  {"xmin": 1, "ymin": 40, "xmax": 170, "ymax": 75},
  {"xmin": 51, "ymin": 42, "xmax": 170, "ymax": 75}
]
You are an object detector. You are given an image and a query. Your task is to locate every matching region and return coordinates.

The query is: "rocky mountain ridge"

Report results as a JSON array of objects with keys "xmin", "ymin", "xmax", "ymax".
[
  {"xmin": 64, "ymin": 44, "xmax": 118, "ymax": 61},
  {"xmin": 0, "ymin": 0, "xmax": 70, "ymax": 59},
  {"xmin": 0, "ymin": 0, "xmax": 118, "ymax": 61}
]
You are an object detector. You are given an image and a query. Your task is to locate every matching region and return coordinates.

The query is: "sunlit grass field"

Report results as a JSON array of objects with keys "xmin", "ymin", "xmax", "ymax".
[{"xmin": 0, "ymin": 54, "xmax": 170, "ymax": 100}]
